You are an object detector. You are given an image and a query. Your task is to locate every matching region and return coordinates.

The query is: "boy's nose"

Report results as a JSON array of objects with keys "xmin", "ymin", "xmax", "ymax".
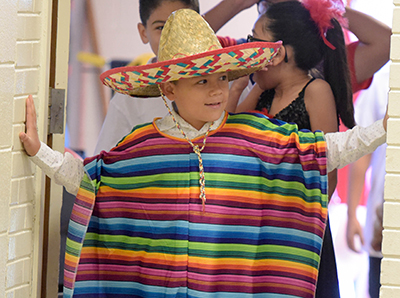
[
  {"xmin": 210, "ymin": 89, "xmax": 223, "ymax": 98},
  {"xmin": 209, "ymin": 83, "xmax": 224, "ymax": 96}
]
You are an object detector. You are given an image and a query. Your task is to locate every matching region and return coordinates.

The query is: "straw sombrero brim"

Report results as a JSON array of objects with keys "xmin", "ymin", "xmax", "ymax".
[{"xmin": 100, "ymin": 41, "xmax": 282, "ymax": 97}]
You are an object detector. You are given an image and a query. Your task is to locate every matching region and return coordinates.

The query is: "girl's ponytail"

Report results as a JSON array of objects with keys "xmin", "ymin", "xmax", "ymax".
[
  {"xmin": 323, "ymin": 18, "xmax": 355, "ymax": 128},
  {"xmin": 266, "ymin": 1, "xmax": 355, "ymax": 129}
]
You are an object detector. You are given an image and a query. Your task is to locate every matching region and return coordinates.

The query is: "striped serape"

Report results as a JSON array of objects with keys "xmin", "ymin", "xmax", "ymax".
[{"xmin": 64, "ymin": 112, "xmax": 328, "ymax": 298}]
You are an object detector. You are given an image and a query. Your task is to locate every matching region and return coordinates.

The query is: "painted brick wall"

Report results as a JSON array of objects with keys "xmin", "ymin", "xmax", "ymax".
[
  {"xmin": 0, "ymin": 1, "xmax": 51, "ymax": 297},
  {"xmin": 381, "ymin": 1, "xmax": 400, "ymax": 297}
]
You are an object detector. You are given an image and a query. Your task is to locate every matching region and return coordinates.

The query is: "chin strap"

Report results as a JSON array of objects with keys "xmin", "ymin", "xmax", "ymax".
[{"xmin": 158, "ymin": 86, "xmax": 213, "ymax": 211}]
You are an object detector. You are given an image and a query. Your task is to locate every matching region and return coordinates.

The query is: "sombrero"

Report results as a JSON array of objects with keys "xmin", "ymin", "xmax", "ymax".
[{"xmin": 100, "ymin": 9, "xmax": 282, "ymax": 97}]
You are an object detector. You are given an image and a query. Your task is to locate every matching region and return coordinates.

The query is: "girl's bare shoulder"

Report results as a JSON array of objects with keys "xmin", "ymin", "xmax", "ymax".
[{"xmin": 304, "ymin": 78, "xmax": 334, "ymax": 103}]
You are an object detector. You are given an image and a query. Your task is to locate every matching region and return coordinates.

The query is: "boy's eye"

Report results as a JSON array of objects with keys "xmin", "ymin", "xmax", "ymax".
[
  {"xmin": 155, "ymin": 26, "xmax": 164, "ymax": 30},
  {"xmin": 197, "ymin": 79, "xmax": 207, "ymax": 84},
  {"xmin": 220, "ymin": 75, "xmax": 228, "ymax": 81}
]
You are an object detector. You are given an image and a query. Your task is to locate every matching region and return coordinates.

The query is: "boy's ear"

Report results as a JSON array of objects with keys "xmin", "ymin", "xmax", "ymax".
[
  {"xmin": 137, "ymin": 23, "xmax": 149, "ymax": 44},
  {"xmin": 270, "ymin": 46, "xmax": 287, "ymax": 66},
  {"xmin": 159, "ymin": 82, "xmax": 176, "ymax": 101}
]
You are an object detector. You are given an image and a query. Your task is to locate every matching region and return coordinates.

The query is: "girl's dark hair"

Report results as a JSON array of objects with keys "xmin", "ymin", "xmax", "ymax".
[
  {"xmin": 139, "ymin": 0, "xmax": 200, "ymax": 26},
  {"xmin": 324, "ymin": 18, "xmax": 355, "ymax": 128},
  {"xmin": 265, "ymin": 1, "xmax": 355, "ymax": 128}
]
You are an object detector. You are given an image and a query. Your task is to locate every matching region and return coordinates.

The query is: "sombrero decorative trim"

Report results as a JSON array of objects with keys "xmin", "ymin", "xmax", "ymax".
[{"xmin": 100, "ymin": 9, "xmax": 282, "ymax": 97}]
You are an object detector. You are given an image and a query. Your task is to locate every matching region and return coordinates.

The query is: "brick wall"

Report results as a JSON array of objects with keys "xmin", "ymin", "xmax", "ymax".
[
  {"xmin": 381, "ymin": 1, "xmax": 400, "ymax": 297},
  {"xmin": 0, "ymin": 1, "xmax": 51, "ymax": 297}
]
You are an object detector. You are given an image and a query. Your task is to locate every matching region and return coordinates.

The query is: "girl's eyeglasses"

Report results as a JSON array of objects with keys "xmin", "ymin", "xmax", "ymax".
[
  {"xmin": 247, "ymin": 34, "xmax": 270, "ymax": 43},
  {"xmin": 247, "ymin": 35, "xmax": 288, "ymax": 63}
]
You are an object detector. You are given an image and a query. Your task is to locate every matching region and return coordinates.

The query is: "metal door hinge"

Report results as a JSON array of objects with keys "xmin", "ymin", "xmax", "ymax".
[{"xmin": 48, "ymin": 88, "xmax": 66, "ymax": 134}]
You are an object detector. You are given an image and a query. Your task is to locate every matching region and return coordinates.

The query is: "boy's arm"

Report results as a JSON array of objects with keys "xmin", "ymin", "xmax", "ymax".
[
  {"xmin": 30, "ymin": 142, "xmax": 84, "ymax": 196},
  {"xmin": 344, "ymin": 7, "xmax": 391, "ymax": 84},
  {"xmin": 203, "ymin": 0, "xmax": 259, "ymax": 32},
  {"xmin": 19, "ymin": 95, "xmax": 84, "ymax": 196},
  {"xmin": 325, "ymin": 116, "xmax": 387, "ymax": 172}
]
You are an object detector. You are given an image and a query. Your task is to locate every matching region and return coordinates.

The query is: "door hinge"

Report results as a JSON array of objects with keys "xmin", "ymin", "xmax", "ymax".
[{"xmin": 48, "ymin": 88, "xmax": 66, "ymax": 134}]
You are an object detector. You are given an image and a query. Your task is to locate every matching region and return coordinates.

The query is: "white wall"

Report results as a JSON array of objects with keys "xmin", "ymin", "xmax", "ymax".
[{"xmin": 0, "ymin": 0, "xmax": 52, "ymax": 297}]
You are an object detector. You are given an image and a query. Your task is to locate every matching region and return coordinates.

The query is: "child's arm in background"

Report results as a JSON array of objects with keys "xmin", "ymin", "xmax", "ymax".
[
  {"xmin": 225, "ymin": 76, "xmax": 252, "ymax": 113},
  {"xmin": 235, "ymin": 83, "xmax": 264, "ymax": 113},
  {"xmin": 344, "ymin": 7, "xmax": 391, "ymax": 84},
  {"xmin": 19, "ymin": 95, "xmax": 84, "ymax": 196},
  {"xmin": 345, "ymin": 154, "xmax": 371, "ymax": 252},
  {"xmin": 203, "ymin": 0, "xmax": 259, "ymax": 32}
]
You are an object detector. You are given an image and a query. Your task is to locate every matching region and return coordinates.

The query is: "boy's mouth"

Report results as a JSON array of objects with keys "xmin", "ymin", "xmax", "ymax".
[{"xmin": 205, "ymin": 102, "xmax": 221, "ymax": 107}]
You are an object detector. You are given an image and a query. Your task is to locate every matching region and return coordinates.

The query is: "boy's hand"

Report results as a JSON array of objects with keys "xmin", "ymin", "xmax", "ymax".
[{"xmin": 19, "ymin": 95, "xmax": 41, "ymax": 156}]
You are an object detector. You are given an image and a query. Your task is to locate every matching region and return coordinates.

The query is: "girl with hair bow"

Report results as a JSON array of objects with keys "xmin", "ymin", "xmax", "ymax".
[{"xmin": 222, "ymin": 1, "xmax": 367, "ymax": 298}]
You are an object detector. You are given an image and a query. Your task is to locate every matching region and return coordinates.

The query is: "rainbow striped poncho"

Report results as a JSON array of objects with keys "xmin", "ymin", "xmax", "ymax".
[{"xmin": 64, "ymin": 112, "xmax": 328, "ymax": 298}]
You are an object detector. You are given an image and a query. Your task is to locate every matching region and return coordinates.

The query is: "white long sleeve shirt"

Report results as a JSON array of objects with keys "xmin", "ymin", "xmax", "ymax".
[{"xmin": 30, "ymin": 111, "xmax": 387, "ymax": 197}]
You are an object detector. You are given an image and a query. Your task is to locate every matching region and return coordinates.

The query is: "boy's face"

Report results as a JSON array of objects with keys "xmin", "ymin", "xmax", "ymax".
[
  {"xmin": 138, "ymin": 2, "xmax": 192, "ymax": 56},
  {"xmin": 161, "ymin": 72, "xmax": 229, "ymax": 130}
]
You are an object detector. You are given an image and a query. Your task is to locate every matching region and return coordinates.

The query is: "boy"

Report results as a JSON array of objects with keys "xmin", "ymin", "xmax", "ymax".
[{"xmin": 21, "ymin": 9, "xmax": 387, "ymax": 298}]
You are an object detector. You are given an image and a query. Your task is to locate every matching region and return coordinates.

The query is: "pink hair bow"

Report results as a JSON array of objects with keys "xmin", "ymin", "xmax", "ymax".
[{"xmin": 302, "ymin": 0, "xmax": 348, "ymax": 50}]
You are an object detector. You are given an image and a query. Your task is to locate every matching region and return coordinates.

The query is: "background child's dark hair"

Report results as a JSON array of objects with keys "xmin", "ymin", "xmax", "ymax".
[
  {"xmin": 139, "ymin": 0, "xmax": 200, "ymax": 26},
  {"xmin": 265, "ymin": 1, "xmax": 355, "ymax": 128}
]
